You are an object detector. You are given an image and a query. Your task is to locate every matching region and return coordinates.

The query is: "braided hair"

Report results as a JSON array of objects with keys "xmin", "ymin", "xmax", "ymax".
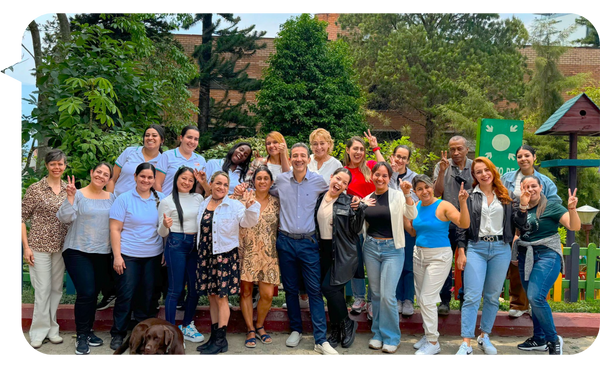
[{"xmin": 135, "ymin": 163, "xmax": 161, "ymax": 209}]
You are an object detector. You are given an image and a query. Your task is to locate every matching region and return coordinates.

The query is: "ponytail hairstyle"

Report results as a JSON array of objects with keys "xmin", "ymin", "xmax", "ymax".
[
  {"xmin": 471, "ymin": 157, "xmax": 512, "ymax": 205},
  {"xmin": 344, "ymin": 136, "xmax": 371, "ymax": 182},
  {"xmin": 172, "ymin": 166, "xmax": 197, "ymax": 232},
  {"xmin": 92, "ymin": 162, "xmax": 114, "ymax": 179},
  {"xmin": 135, "ymin": 163, "xmax": 160, "ymax": 209},
  {"xmin": 178, "ymin": 125, "xmax": 200, "ymax": 147},
  {"xmin": 332, "ymin": 167, "xmax": 353, "ymax": 183}
]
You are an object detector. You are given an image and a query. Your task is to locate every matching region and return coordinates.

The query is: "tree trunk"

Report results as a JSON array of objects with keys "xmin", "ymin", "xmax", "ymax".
[
  {"xmin": 197, "ymin": 14, "xmax": 212, "ymax": 134},
  {"xmin": 29, "ymin": 20, "xmax": 51, "ymax": 173},
  {"xmin": 57, "ymin": 13, "xmax": 71, "ymax": 42}
]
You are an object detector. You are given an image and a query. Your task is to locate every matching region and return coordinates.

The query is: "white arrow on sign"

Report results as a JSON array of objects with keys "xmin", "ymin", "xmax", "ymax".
[
  {"xmin": 485, "ymin": 152, "xmax": 492, "ymax": 159},
  {"xmin": 486, "ymin": 125, "xmax": 493, "ymax": 132},
  {"xmin": 510, "ymin": 125, "xmax": 518, "ymax": 132},
  {"xmin": 508, "ymin": 153, "xmax": 516, "ymax": 160}
]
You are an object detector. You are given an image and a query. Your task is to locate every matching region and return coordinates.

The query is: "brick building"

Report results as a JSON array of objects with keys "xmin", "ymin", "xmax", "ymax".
[{"xmin": 174, "ymin": 14, "xmax": 600, "ymax": 148}]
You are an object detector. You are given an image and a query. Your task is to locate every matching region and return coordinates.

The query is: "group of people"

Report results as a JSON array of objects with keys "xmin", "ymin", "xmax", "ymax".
[{"xmin": 22, "ymin": 124, "xmax": 581, "ymax": 356}]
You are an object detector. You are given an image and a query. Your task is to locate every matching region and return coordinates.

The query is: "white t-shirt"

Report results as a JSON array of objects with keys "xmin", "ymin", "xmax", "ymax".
[{"xmin": 513, "ymin": 171, "xmax": 524, "ymax": 197}]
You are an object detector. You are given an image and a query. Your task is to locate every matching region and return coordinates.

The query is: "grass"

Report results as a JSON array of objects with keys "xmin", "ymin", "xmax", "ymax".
[{"xmin": 21, "ymin": 285, "xmax": 600, "ymax": 313}]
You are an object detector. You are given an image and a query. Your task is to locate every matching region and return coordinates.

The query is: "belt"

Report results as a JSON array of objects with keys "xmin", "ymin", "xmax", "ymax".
[
  {"xmin": 479, "ymin": 235, "xmax": 503, "ymax": 242},
  {"xmin": 279, "ymin": 230, "xmax": 316, "ymax": 240}
]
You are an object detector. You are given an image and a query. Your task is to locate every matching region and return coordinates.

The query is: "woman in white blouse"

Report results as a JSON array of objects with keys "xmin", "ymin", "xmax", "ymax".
[
  {"xmin": 308, "ymin": 128, "xmax": 342, "ymax": 184},
  {"xmin": 454, "ymin": 157, "xmax": 527, "ymax": 355},
  {"xmin": 157, "ymin": 166, "xmax": 205, "ymax": 342}
]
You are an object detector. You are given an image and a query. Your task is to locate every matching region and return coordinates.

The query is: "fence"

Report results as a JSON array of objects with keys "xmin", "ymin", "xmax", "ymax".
[{"xmin": 496, "ymin": 243, "xmax": 600, "ymax": 302}]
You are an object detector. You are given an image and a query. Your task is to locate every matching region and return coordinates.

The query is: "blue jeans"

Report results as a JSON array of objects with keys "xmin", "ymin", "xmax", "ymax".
[
  {"xmin": 164, "ymin": 232, "xmax": 200, "ymax": 326},
  {"xmin": 461, "ymin": 240, "xmax": 511, "ymax": 338},
  {"xmin": 276, "ymin": 233, "xmax": 328, "ymax": 344},
  {"xmin": 111, "ymin": 254, "xmax": 161, "ymax": 338},
  {"xmin": 396, "ymin": 231, "xmax": 415, "ymax": 302},
  {"xmin": 518, "ymin": 246, "xmax": 562, "ymax": 344},
  {"xmin": 363, "ymin": 235, "xmax": 405, "ymax": 346}
]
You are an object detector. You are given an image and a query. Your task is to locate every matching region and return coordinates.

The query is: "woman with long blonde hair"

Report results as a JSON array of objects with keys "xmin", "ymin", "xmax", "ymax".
[
  {"xmin": 246, "ymin": 131, "xmax": 290, "ymax": 183},
  {"xmin": 454, "ymin": 157, "xmax": 527, "ymax": 355}
]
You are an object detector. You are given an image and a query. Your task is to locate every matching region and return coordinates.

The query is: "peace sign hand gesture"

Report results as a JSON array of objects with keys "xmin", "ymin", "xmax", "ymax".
[
  {"xmin": 193, "ymin": 169, "xmax": 207, "ymax": 186},
  {"xmin": 567, "ymin": 188, "xmax": 578, "ymax": 210},
  {"xmin": 363, "ymin": 129, "xmax": 378, "ymax": 149},
  {"xmin": 439, "ymin": 150, "xmax": 450, "ymax": 172},
  {"xmin": 390, "ymin": 155, "xmax": 400, "ymax": 173},
  {"xmin": 242, "ymin": 188, "xmax": 256, "ymax": 209},
  {"xmin": 66, "ymin": 175, "xmax": 77, "ymax": 204}
]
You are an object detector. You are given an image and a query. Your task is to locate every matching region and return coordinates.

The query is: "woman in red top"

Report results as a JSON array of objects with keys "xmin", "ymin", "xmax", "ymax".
[{"xmin": 343, "ymin": 130, "xmax": 385, "ymax": 319}]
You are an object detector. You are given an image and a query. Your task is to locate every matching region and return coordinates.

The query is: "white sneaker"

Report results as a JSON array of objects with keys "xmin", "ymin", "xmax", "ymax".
[
  {"xmin": 413, "ymin": 335, "xmax": 427, "ymax": 349},
  {"xmin": 179, "ymin": 321, "xmax": 205, "ymax": 343},
  {"xmin": 477, "ymin": 333, "xmax": 497, "ymax": 355},
  {"xmin": 415, "ymin": 341, "xmax": 441, "ymax": 355},
  {"xmin": 382, "ymin": 343, "xmax": 398, "ymax": 353},
  {"xmin": 299, "ymin": 296, "xmax": 310, "ymax": 309},
  {"xmin": 286, "ymin": 331, "xmax": 302, "ymax": 347},
  {"xmin": 508, "ymin": 309, "xmax": 526, "ymax": 318},
  {"xmin": 368, "ymin": 339, "xmax": 382, "ymax": 350},
  {"xmin": 351, "ymin": 298, "xmax": 366, "ymax": 313},
  {"xmin": 402, "ymin": 300, "xmax": 414, "ymax": 316},
  {"xmin": 456, "ymin": 342, "xmax": 473, "ymax": 355},
  {"xmin": 314, "ymin": 341, "xmax": 339, "ymax": 355},
  {"xmin": 30, "ymin": 340, "xmax": 43, "ymax": 349}
]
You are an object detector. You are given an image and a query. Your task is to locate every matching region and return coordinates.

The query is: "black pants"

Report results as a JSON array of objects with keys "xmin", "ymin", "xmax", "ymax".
[
  {"xmin": 319, "ymin": 239, "xmax": 348, "ymax": 325},
  {"xmin": 440, "ymin": 224, "xmax": 464, "ymax": 304},
  {"xmin": 62, "ymin": 249, "xmax": 111, "ymax": 335},
  {"xmin": 111, "ymin": 254, "xmax": 161, "ymax": 338}
]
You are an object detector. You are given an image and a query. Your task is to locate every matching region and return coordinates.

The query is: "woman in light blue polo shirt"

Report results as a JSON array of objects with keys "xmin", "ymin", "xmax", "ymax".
[
  {"xmin": 155, "ymin": 125, "xmax": 207, "ymax": 196},
  {"xmin": 108, "ymin": 162, "xmax": 165, "ymax": 351},
  {"xmin": 107, "ymin": 124, "xmax": 165, "ymax": 197}
]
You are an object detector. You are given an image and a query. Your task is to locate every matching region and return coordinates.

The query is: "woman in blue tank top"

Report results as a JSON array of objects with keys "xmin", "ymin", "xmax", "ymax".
[{"xmin": 409, "ymin": 174, "xmax": 470, "ymax": 355}]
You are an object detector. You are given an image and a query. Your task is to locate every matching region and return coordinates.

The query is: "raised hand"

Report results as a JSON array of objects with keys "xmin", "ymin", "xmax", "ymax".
[
  {"xmin": 439, "ymin": 150, "xmax": 449, "ymax": 171},
  {"xmin": 458, "ymin": 182, "xmax": 469, "ymax": 202},
  {"xmin": 363, "ymin": 129, "xmax": 378, "ymax": 149},
  {"xmin": 567, "ymin": 188, "xmax": 578, "ymax": 210},
  {"xmin": 242, "ymin": 188, "xmax": 256, "ymax": 209},
  {"xmin": 193, "ymin": 169, "xmax": 207, "ymax": 186},
  {"xmin": 390, "ymin": 155, "xmax": 400, "ymax": 173},
  {"xmin": 254, "ymin": 149, "xmax": 262, "ymax": 160},
  {"xmin": 66, "ymin": 175, "xmax": 77, "ymax": 198},
  {"xmin": 163, "ymin": 213, "xmax": 173, "ymax": 229},
  {"xmin": 399, "ymin": 178, "xmax": 412, "ymax": 195},
  {"xmin": 234, "ymin": 182, "xmax": 248, "ymax": 197},
  {"xmin": 277, "ymin": 142, "xmax": 287, "ymax": 156},
  {"xmin": 520, "ymin": 182, "xmax": 531, "ymax": 208}
]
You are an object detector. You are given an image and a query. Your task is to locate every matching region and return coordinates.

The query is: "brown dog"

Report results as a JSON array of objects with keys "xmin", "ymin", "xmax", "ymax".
[{"xmin": 113, "ymin": 318, "xmax": 185, "ymax": 355}]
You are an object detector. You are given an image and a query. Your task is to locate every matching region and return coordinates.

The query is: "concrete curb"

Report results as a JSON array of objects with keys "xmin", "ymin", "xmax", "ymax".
[{"xmin": 21, "ymin": 304, "xmax": 600, "ymax": 337}]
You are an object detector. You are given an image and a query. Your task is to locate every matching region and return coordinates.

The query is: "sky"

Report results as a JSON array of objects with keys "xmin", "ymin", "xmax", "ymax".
[{"xmin": 11, "ymin": 10, "xmax": 588, "ymax": 115}]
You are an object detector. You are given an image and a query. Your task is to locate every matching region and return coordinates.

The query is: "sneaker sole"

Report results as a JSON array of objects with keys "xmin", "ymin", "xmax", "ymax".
[
  {"xmin": 88, "ymin": 341, "xmax": 103, "ymax": 347},
  {"xmin": 75, "ymin": 342, "xmax": 90, "ymax": 355},
  {"xmin": 184, "ymin": 336, "xmax": 205, "ymax": 343},
  {"xmin": 517, "ymin": 346, "xmax": 548, "ymax": 351}
]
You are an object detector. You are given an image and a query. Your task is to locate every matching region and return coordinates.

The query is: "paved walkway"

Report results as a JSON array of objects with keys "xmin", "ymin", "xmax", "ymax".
[
  {"xmin": 21, "ymin": 331, "xmax": 600, "ymax": 359},
  {"xmin": 19, "ymin": 304, "xmax": 600, "ymax": 359}
]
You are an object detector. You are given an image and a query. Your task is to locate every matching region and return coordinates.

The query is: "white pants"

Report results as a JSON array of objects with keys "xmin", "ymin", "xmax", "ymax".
[
  {"xmin": 413, "ymin": 246, "xmax": 452, "ymax": 342},
  {"xmin": 28, "ymin": 250, "xmax": 65, "ymax": 342}
]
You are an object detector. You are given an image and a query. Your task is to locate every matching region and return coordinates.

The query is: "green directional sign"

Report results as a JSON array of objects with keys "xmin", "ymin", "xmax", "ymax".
[{"xmin": 475, "ymin": 118, "xmax": 524, "ymax": 177}]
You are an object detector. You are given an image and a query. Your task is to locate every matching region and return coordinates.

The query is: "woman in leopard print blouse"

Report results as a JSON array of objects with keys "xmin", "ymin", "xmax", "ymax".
[{"xmin": 21, "ymin": 149, "xmax": 70, "ymax": 348}]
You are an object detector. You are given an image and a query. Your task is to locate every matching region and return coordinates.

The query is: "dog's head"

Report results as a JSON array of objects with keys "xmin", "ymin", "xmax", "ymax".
[{"xmin": 143, "ymin": 325, "xmax": 175, "ymax": 355}]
